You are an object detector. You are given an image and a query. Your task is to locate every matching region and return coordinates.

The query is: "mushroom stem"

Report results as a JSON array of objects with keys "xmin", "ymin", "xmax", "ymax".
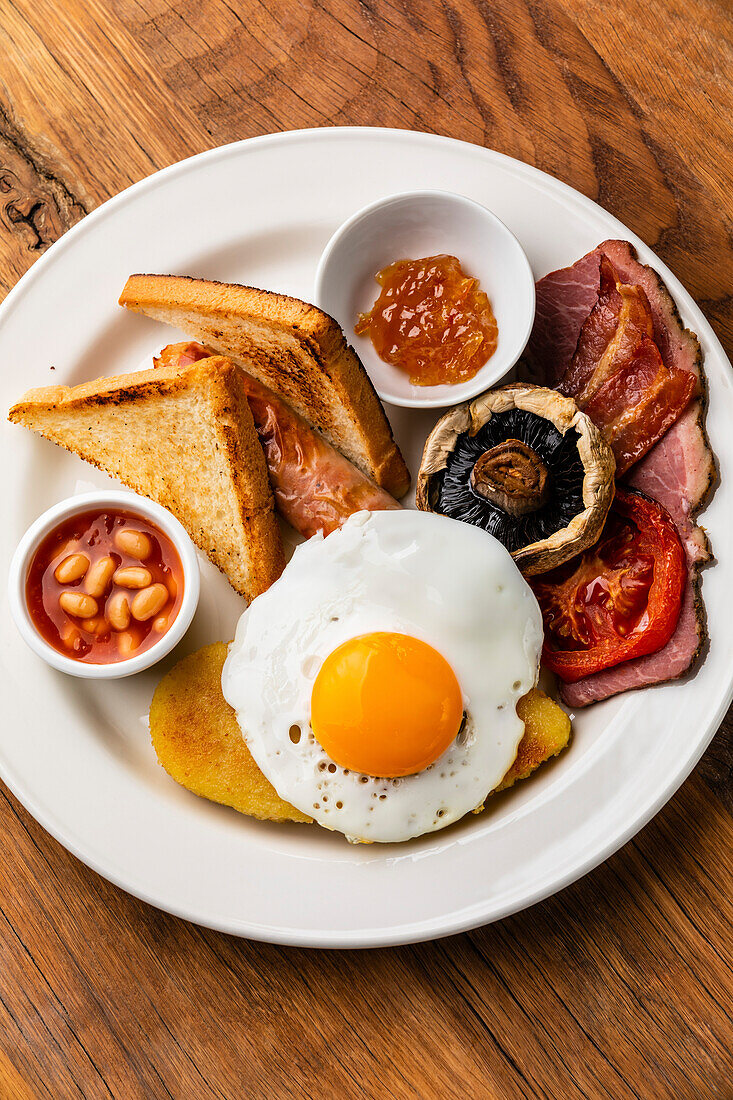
[{"xmin": 470, "ymin": 438, "xmax": 550, "ymax": 516}]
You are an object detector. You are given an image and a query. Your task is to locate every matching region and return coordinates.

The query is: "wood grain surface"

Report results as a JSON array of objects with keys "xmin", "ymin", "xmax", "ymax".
[{"xmin": 1, "ymin": 1, "xmax": 732, "ymax": 1096}]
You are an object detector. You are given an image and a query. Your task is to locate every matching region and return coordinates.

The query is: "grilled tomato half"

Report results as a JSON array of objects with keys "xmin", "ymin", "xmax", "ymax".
[{"xmin": 530, "ymin": 488, "xmax": 686, "ymax": 683}]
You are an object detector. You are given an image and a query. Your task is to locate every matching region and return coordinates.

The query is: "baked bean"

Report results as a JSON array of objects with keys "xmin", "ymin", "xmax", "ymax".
[
  {"xmin": 117, "ymin": 631, "xmax": 139, "ymax": 658},
  {"xmin": 114, "ymin": 528, "xmax": 152, "ymax": 560},
  {"xmin": 60, "ymin": 620, "xmax": 81, "ymax": 650},
  {"xmin": 113, "ymin": 566, "xmax": 152, "ymax": 589},
  {"xmin": 84, "ymin": 555, "xmax": 116, "ymax": 597},
  {"xmin": 81, "ymin": 616, "xmax": 109, "ymax": 636},
  {"xmin": 59, "ymin": 591, "xmax": 99, "ymax": 619},
  {"xmin": 131, "ymin": 584, "xmax": 168, "ymax": 622},
  {"xmin": 152, "ymin": 614, "xmax": 169, "ymax": 633},
  {"xmin": 107, "ymin": 591, "xmax": 131, "ymax": 632},
  {"xmin": 54, "ymin": 553, "xmax": 89, "ymax": 584},
  {"xmin": 166, "ymin": 575, "xmax": 178, "ymax": 600}
]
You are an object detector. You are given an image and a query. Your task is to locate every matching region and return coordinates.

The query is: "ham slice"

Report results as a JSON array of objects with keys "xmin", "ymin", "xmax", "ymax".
[
  {"xmin": 525, "ymin": 242, "xmax": 715, "ymax": 706},
  {"xmin": 626, "ymin": 403, "xmax": 713, "ymax": 566},
  {"xmin": 561, "ymin": 404, "xmax": 715, "ymax": 708},
  {"xmin": 523, "ymin": 251, "xmax": 602, "ymax": 386},
  {"xmin": 560, "ymin": 576, "xmax": 704, "ymax": 708}
]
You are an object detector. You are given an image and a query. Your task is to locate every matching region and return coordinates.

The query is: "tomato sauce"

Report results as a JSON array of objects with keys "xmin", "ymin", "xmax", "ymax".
[
  {"xmin": 26, "ymin": 509, "xmax": 184, "ymax": 664},
  {"xmin": 355, "ymin": 254, "xmax": 498, "ymax": 386}
]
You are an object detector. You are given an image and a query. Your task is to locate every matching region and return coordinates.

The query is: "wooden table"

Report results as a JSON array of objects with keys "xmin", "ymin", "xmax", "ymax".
[{"xmin": 1, "ymin": 2, "xmax": 731, "ymax": 1096}]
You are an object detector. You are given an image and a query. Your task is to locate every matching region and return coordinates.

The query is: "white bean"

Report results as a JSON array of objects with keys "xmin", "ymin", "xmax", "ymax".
[
  {"xmin": 81, "ymin": 616, "xmax": 109, "ymax": 636},
  {"xmin": 113, "ymin": 566, "xmax": 152, "ymax": 589},
  {"xmin": 59, "ymin": 591, "xmax": 99, "ymax": 619},
  {"xmin": 107, "ymin": 591, "xmax": 131, "ymax": 632},
  {"xmin": 114, "ymin": 528, "xmax": 152, "ymax": 560},
  {"xmin": 131, "ymin": 584, "xmax": 168, "ymax": 622},
  {"xmin": 117, "ymin": 631, "xmax": 139, "ymax": 658},
  {"xmin": 84, "ymin": 555, "xmax": 116, "ymax": 597},
  {"xmin": 54, "ymin": 553, "xmax": 89, "ymax": 584}
]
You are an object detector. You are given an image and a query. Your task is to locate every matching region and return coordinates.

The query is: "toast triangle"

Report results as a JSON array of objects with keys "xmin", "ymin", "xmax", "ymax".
[{"xmin": 8, "ymin": 357, "xmax": 284, "ymax": 601}]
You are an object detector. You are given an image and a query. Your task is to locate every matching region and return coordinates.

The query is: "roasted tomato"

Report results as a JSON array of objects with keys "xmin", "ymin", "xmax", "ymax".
[{"xmin": 530, "ymin": 488, "xmax": 686, "ymax": 683}]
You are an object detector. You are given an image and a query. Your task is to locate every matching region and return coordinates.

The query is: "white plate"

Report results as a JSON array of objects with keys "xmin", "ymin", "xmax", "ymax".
[{"xmin": 1, "ymin": 128, "xmax": 730, "ymax": 948}]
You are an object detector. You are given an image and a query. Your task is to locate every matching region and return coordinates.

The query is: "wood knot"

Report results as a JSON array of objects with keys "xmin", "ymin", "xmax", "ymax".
[{"xmin": 470, "ymin": 438, "xmax": 550, "ymax": 516}]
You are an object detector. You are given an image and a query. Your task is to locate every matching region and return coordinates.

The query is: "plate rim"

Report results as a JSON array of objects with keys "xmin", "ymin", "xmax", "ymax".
[{"xmin": 1, "ymin": 126, "xmax": 730, "ymax": 948}]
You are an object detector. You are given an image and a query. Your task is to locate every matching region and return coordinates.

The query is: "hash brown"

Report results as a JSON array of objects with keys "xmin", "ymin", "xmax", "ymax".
[{"xmin": 150, "ymin": 642, "xmax": 311, "ymax": 824}]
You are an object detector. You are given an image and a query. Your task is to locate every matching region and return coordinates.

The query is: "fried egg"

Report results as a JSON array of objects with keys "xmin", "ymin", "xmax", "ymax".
[{"xmin": 222, "ymin": 510, "xmax": 543, "ymax": 843}]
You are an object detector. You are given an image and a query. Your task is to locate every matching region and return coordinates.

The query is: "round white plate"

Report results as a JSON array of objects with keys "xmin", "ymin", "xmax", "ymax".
[{"xmin": 1, "ymin": 128, "xmax": 730, "ymax": 948}]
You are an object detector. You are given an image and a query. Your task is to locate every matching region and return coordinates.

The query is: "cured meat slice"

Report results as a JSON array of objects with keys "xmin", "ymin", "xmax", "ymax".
[
  {"xmin": 582, "ymin": 338, "xmax": 695, "ymax": 476},
  {"xmin": 598, "ymin": 239, "xmax": 702, "ymax": 383},
  {"xmin": 523, "ymin": 251, "xmax": 602, "ymax": 386},
  {"xmin": 526, "ymin": 239, "xmax": 703, "ymax": 389},
  {"xmin": 559, "ymin": 403, "xmax": 715, "ymax": 708},
  {"xmin": 237, "ymin": 370, "xmax": 401, "ymax": 538},
  {"xmin": 556, "ymin": 256, "xmax": 695, "ymax": 474},
  {"xmin": 559, "ymin": 256, "xmax": 653, "ymax": 404},
  {"xmin": 626, "ymin": 403, "xmax": 714, "ymax": 564}
]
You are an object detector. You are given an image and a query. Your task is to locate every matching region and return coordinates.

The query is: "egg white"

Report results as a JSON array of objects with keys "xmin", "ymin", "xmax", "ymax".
[{"xmin": 222, "ymin": 510, "xmax": 543, "ymax": 843}]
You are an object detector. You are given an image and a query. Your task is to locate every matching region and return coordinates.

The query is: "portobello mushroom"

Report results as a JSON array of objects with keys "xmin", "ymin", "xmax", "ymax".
[{"xmin": 416, "ymin": 385, "xmax": 616, "ymax": 575}]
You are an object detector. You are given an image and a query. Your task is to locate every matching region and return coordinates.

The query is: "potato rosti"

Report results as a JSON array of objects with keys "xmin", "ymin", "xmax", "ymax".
[
  {"xmin": 149, "ymin": 642, "xmax": 311, "ymax": 823},
  {"xmin": 495, "ymin": 689, "xmax": 572, "ymax": 792},
  {"xmin": 149, "ymin": 644, "xmax": 571, "ymax": 822}
]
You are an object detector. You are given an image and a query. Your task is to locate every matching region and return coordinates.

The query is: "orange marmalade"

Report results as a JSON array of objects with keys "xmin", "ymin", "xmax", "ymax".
[{"xmin": 355, "ymin": 254, "xmax": 498, "ymax": 386}]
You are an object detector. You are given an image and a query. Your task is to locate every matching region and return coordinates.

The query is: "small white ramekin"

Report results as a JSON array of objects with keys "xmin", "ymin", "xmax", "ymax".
[
  {"xmin": 8, "ymin": 489, "xmax": 200, "ymax": 679},
  {"xmin": 314, "ymin": 189, "xmax": 536, "ymax": 409}
]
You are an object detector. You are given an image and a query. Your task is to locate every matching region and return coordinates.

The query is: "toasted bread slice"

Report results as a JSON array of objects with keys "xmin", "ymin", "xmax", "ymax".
[
  {"xmin": 8, "ymin": 357, "xmax": 284, "ymax": 601},
  {"xmin": 119, "ymin": 274, "xmax": 411, "ymax": 498}
]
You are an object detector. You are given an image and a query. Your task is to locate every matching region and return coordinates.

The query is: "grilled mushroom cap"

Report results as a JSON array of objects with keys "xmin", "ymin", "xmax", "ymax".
[{"xmin": 416, "ymin": 385, "xmax": 616, "ymax": 575}]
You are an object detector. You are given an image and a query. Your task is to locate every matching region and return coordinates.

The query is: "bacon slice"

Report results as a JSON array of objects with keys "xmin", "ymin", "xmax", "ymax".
[
  {"xmin": 582, "ymin": 337, "xmax": 696, "ymax": 476},
  {"xmin": 155, "ymin": 342, "xmax": 400, "ymax": 539},
  {"xmin": 599, "ymin": 240, "xmax": 702, "ymax": 384},
  {"xmin": 556, "ymin": 257, "xmax": 695, "ymax": 474},
  {"xmin": 559, "ymin": 256, "xmax": 654, "ymax": 404}
]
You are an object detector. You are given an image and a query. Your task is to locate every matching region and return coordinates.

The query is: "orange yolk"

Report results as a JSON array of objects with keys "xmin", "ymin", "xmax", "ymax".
[{"xmin": 310, "ymin": 632, "xmax": 464, "ymax": 778}]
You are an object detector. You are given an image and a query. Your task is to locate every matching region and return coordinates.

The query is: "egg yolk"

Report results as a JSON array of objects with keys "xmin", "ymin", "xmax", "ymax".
[{"xmin": 310, "ymin": 632, "xmax": 464, "ymax": 778}]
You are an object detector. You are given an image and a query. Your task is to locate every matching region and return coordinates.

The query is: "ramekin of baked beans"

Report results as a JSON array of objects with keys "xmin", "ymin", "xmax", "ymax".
[{"xmin": 8, "ymin": 491, "xmax": 200, "ymax": 678}]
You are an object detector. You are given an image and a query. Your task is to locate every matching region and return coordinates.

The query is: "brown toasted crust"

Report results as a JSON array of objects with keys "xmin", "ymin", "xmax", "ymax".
[
  {"xmin": 119, "ymin": 274, "xmax": 410, "ymax": 498},
  {"xmin": 8, "ymin": 357, "xmax": 284, "ymax": 600}
]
